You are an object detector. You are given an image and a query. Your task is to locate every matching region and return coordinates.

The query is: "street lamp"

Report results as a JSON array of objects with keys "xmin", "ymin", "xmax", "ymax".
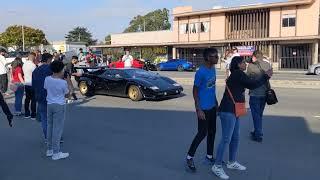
[{"xmin": 22, "ymin": 25, "xmax": 25, "ymax": 51}]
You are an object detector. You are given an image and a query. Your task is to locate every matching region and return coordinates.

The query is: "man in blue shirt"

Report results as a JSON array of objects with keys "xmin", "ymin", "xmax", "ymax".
[
  {"xmin": 32, "ymin": 53, "xmax": 53, "ymax": 142},
  {"xmin": 186, "ymin": 48, "xmax": 219, "ymax": 172}
]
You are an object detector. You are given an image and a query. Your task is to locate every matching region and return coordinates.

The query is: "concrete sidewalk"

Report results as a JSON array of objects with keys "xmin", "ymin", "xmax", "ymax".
[{"xmin": 173, "ymin": 78, "xmax": 320, "ymax": 89}]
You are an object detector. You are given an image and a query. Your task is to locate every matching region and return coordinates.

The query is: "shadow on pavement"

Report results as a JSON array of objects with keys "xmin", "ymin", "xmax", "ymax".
[{"xmin": 0, "ymin": 105, "xmax": 319, "ymax": 180}]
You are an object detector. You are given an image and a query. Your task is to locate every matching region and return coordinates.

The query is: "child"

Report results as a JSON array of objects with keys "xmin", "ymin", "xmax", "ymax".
[{"xmin": 44, "ymin": 60, "xmax": 70, "ymax": 160}]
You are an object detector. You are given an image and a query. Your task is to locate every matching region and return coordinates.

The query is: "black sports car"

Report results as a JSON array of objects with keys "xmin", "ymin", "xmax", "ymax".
[{"xmin": 77, "ymin": 68, "xmax": 183, "ymax": 101}]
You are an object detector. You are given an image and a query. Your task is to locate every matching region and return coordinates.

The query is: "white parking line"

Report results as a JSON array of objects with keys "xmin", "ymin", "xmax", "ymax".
[{"xmin": 314, "ymin": 115, "xmax": 320, "ymax": 118}]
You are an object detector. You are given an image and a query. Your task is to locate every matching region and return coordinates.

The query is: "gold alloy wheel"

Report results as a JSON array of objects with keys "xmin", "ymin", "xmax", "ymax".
[
  {"xmin": 79, "ymin": 82, "xmax": 88, "ymax": 95},
  {"xmin": 128, "ymin": 85, "xmax": 142, "ymax": 101}
]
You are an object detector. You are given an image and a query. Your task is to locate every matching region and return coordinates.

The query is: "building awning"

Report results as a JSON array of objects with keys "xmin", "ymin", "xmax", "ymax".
[{"xmin": 91, "ymin": 35, "xmax": 320, "ymax": 49}]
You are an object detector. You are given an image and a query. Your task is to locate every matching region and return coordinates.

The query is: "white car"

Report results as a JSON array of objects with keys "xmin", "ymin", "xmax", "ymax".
[
  {"xmin": 5, "ymin": 51, "xmax": 28, "ymax": 67},
  {"xmin": 307, "ymin": 63, "xmax": 320, "ymax": 75}
]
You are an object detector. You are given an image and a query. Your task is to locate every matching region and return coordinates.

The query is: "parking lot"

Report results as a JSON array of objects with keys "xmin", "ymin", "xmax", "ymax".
[{"xmin": 0, "ymin": 80, "xmax": 319, "ymax": 180}]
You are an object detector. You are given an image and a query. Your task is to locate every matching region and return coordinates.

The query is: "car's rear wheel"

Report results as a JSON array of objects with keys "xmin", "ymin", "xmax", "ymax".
[
  {"xmin": 315, "ymin": 67, "xmax": 320, "ymax": 75},
  {"xmin": 177, "ymin": 65, "xmax": 184, "ymax": 72},
  {"xmin": 79, "ymin": 81, "xmax": 93, "ymax": 97},
  {"xmin": 128, "ymin": 85, "xmax": 143, "ymax": 101}
]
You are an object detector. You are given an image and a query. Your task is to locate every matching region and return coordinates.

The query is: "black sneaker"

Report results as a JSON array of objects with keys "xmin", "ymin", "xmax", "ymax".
[
  {"xmin": 251, "ymin": 136, "xmax": 263, "ymax": 143},
  {"xmin": 186, "ymin": 158, "xmax": 196, "ymax": 172},
  {"xmin": 205, "ymin": 156, "xmax": 215, "ymax": 164},
  {"xmin": 7, "ymin": 114, "xmax": 13, "ymax": 127}
]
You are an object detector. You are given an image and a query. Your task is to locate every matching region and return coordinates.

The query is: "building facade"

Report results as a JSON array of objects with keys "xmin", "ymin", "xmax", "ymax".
[{"xmin": 92, "ymin": 0, "xmax": 320, "ymax": 70}]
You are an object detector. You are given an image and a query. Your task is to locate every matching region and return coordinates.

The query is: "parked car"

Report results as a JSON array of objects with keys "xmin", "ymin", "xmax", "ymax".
[
  {"xmin": 307, "ymin": 63, "xmax": 320, "ymax": 75},
  {"xmin": 5, "ymin": 51, "xmax": 29, "ymax": 65},
  {"xmin": 77, "ymin": 68, "xmax": 183, "ymax": 101},
  {"xmin": 109, "ymin": 59, "xmax": 145, "ymax": 69},
  {"xmin": 143, "ymin": 59, "xmax": 157, "ymax": 71},
  {"xmin": 156, "ymin": 59, "xmax": 195, "ymax": 71}
]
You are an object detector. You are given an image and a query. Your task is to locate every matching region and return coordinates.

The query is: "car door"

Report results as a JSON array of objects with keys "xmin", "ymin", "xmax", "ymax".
[
  {"xmin": 165, "ymin": 59, "xmax": 176, "ymax": 70},
  {"xmin": 94, "ymin": 69, "xmax": 110, "ymax": 94},
  {"xmin": 104, "ymin": 69, "xmax": 127, "ymax": 96}
]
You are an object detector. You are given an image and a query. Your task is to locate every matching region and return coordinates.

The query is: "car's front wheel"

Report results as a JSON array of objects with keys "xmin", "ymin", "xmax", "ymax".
[
  {"xmin": 79, "ymin": 81, "xmax": 94, "ymax": 97},
  {"xmin": 177, "ymin": 65, "xmax": 184, "ymax": 72},
  {"xmin": 315, "ymin": 67, "xmax": 320, "ymax": 75},
  {"xmin": 128, "ymin": 85, "xmax": 143, "ymax": 101}
]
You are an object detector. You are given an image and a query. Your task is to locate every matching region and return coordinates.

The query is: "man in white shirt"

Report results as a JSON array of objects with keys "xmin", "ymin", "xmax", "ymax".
[
  {"xmin": 225, "ymin": 47, "xmax": 241, "ymax": 79},
  {"xmin": 23, "ymin": 52, "xmax": 37, "ymax": 119},
  {"xmin": 0, "ymin": 49, "xmax": 9, "ymax": 95},
  {"xmin": 122, "ymin": 50, "xmax": 133, "ymax": 68}
]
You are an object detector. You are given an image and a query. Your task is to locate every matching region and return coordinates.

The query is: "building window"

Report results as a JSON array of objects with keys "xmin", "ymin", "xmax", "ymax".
[
  {"xmin": 282, "ymin": 14, "xmax": 296, "ymax": 27},
  {"xmin": 180, "ymin": 24, "xmax": 189, "ymax": 34},
  {"xmin": 189, "ymin": 23, "xmax": 199, "ymax": 34},
  {"xmin": 200, "ymin": 22, "xmax": 210, "ymax": 33}
]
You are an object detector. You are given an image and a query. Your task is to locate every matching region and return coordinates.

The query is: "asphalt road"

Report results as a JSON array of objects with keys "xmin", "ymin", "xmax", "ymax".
[
  {"xmin": 158, "ymin": 70, "xmax": 320, "ymax": 81},
  {"xmin": 0, "ymin": 85, "xmax": 319, "ymax": 180}
]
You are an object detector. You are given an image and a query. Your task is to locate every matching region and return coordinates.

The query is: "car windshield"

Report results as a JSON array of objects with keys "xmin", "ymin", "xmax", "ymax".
[{"xmin": 125, "ymin": 69, "xmax": 159, "ymax": 78}]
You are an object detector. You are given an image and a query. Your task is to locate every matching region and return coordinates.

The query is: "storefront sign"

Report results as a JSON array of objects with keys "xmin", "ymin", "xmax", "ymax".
[{"xmin": 236, "ymin": 46, "xmax": 255, "ymax": 56}]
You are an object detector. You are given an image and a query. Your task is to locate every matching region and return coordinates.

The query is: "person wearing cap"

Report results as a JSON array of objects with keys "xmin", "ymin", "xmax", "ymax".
[
  {"xmin": 0, "ymin": 49, "xmax": 9, "ymax": 95},
  {"xmin": 32, "ymin": 53, "xmax": 53, "ymax": 142}
]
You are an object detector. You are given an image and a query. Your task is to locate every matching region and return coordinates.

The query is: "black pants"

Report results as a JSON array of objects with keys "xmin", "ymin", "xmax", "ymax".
[
  {"xmin": 0, "ymin": 92, "xmax": 12, "ymax": 118},
  {"xmin": 188, "ymin": 107, "xmax": 217, "ymax": 157},
  {"xmin": 24, "ymin": 86, "xmax": 36, "ymax": 117},
  {"xmin": 0, "ymin": 74, "xmax": 8, "ymax": 93}
]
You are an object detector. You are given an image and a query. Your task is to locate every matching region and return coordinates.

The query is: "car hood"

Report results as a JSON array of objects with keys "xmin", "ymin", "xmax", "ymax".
[{"xmin": 128, "ymin": 75, "xmax": 180, "ymax": 90}]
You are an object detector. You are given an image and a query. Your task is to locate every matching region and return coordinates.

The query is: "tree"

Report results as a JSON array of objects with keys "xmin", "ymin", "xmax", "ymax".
[
  {"xmin": 65, "ymin": 27, "xmax": 97, "ymax": 45},
  {"xmin": 0, "ymin": 25, "xmax": 48, "ymax": 49},
  {"xmin": 105, "ymin": 34, "xmax": 111, "ymax": 45},
  {"xmin": 124, "ymin": 8, "xmax": 171, "ymax": 33}
]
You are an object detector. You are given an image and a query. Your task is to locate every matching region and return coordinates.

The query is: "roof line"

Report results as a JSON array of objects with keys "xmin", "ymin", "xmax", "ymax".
[{"xmin": 173, "ymin": 0, "xmax": 314, "ymax": 17}]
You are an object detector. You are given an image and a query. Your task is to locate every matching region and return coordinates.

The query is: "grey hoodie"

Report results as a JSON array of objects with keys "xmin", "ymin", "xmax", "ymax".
[{"xmin": 246, "ymin": 59, "xmax": 271, "ymax": 97}]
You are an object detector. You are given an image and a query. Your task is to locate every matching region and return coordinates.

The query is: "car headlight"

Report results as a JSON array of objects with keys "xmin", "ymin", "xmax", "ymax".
[
  {"xmin": 150, "ymin": 86, "xmax": 159, "ymax": 90},
  {"xmin": 173, "ymin": 83, "xmax": 181, "ymax": 87}
]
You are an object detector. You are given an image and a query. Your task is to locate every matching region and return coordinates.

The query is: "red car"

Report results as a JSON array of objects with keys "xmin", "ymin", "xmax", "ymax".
[{"xmin": 108, "ymin": 59, "xmax": 145, "ymax": 69}]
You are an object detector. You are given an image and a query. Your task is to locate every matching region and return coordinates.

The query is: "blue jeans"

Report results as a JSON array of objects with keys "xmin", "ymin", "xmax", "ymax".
[
  {"xmin": 215, "ymin": 112, "xmax": 240, "ymax": 166},
  {"xmin": 249, "ymin": 96, "xmax": 266, "ymax": 138},
  {"xmin": 37, "ymin": 102, "xmax": 47, "ymax": 139},
  {"xmin": 14, "ymin": 84, "xmax": 24, "ymax": 112}
]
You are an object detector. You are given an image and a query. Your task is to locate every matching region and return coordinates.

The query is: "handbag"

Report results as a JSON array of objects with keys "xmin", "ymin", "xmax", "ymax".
[
  {"xmin": 256, "ymin": 63, "xmax": 278, "ymax": 105},
  {"xmin": 226, "ymin": 85, "xmax": 247, "ymax": 118}
]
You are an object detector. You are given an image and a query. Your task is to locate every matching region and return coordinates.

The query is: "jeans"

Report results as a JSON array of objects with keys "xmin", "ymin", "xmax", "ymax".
[
  {"xmin": 215, "ymin": 112, "xmax": 240, "ymax": 166},
  {"xmin": 47, "ymin": 104, "xmax": 66, "ymax": 154},
  {"xmin": 188, "ymin": 107, "xmax": 217, "ymax": 157},
  {"xmin": 24, "ymin": 85, "xmax": 36, "ymax": 117},
  {"xmin": 249, "ymin": 96, "xmax": 266, "ymax": 138},
  {"xmin": 14, "ymin": 84, "xmax": 24, "ymax": 113},
  {"xmin": 37, "ymin": 102, "xmax": 47, "ymax": 139}
]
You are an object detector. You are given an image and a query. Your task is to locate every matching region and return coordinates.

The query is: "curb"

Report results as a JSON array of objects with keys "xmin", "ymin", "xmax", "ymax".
[{"xmin": 173, "ymin": 78, "xmax": 320, "ymax": 89}]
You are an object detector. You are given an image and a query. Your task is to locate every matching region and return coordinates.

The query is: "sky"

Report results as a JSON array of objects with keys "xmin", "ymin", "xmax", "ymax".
[{"xmin": 0, "ymin": 0, "xmax": 285, "ymax": 42}]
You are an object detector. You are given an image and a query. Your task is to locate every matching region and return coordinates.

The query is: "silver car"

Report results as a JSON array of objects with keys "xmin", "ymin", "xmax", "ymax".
[{"xmin": 308, "ymin": 63, "xmax": 320, "ymax": 75}]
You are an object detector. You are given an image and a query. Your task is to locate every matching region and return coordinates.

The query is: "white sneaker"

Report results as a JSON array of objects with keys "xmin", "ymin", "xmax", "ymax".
[
  {"xmin": 212, "ymin": 165, "xmax": 229, "ymax": 179},
  {"xmin": 52, "ymin": 152, "xmax": 69, "ymax": 160},
  {"xmin": 227, "ymin": 162, "xmax": 247, "ymax": 171},
  {"xmin": 46, "ymin": 150, "xmax": 53, "ymax": 157}
]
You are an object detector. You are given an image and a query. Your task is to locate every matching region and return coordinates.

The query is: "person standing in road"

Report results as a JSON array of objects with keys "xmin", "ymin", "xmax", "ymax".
[
  {"xmin": 122, "ymin": 50, "xmax": 133, "ymax": 68},
  {"xmin": 225, "ymin": 47, "xmax": 240, "ymax": 79},
  {"xmin": 23, "ymin": 52, "xmax": 37, "ymax": 119},
  {"xmin": 0, "ymin": 49, "xmax": 9, "ymax": 96},
  {"xmin": 11, "ymin": 57, "xmax": 25, "ymax": 116},
  {"xmin": 186, "ymin": 48, "xmax": 219, "ymax": 172},
  {"xmin": 247, "ymin": 50, "xmax": 272, "ymax": 142},
  {"xmin": 34, "ymin": 50, "xmax": 42, "ymax": 65},
  {"xmin": 64, "ymin": 56, "xmax": 80, "ymax": 102},
  {"xmin": 211, "ymin": 56, "xmax": 272, "ymax": 180},
  {"xmin": 45, "ymin": 60, "xmax": 70, "ymax": 160},
  {"xmin": 32, "ymin": 53, "xmax": 53, "ymax": 142}
]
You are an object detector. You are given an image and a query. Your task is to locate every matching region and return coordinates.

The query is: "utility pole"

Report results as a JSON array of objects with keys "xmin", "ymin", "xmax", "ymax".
[
  {"xmin": 22, "ymin": 25, "xmax": 25, "ymax": 51},
  {"xmin": 144, "ymin": 19, "xmax": 146, "ymax": 32}
]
